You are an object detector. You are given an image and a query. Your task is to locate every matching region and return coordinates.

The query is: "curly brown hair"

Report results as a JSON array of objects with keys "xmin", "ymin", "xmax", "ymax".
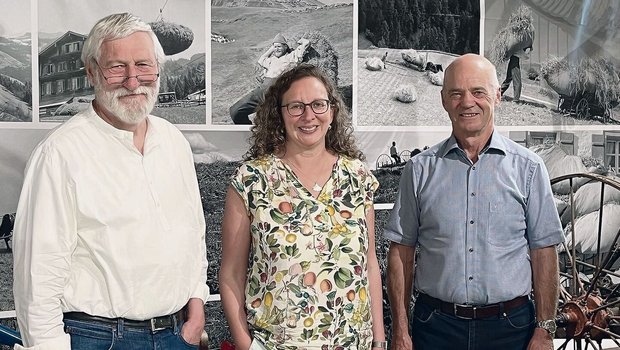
[{"xmin": 245, "ymin": 63, "xmax": 364, "ymax": 161}]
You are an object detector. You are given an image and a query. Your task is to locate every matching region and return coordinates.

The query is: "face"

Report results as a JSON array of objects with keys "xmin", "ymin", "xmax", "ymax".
[
  {"xmin": 281, "ymin": 76, "xmax": 334, "ymax": 152},
  {"xmin": 273, "ymin": 43, "xmax": 287, "ymax": 58},
  {"xmin": 441, "ymin": 56, "xmax": 500, "ymax": 141},
  {"xmin": 90, "ymin": 32, "xmax": 159, "ymax": 125}
]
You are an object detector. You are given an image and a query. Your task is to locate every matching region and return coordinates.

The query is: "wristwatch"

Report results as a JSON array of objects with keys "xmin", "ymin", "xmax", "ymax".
[{"xmin": 536, "ymin": 319, "xmax": 557, "ymax": 336}]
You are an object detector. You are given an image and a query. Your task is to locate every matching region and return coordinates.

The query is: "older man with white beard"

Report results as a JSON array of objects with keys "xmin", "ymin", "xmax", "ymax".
[{"xmin": 13, "ymin": 13, "xmax": 209, "ymax": 350}]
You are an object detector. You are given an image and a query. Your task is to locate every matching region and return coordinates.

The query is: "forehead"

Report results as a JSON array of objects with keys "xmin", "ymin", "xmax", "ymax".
[
  {"xmin": 99, "ymin": 32, "xmax": 155, "ymax": 64},
  {"xmin": 282, "ymin": 77, "xmax": 328, "ymax": 100},
  {"xmin": 445, "ymin": 64, "xmax": 494, "ymax": 91}
]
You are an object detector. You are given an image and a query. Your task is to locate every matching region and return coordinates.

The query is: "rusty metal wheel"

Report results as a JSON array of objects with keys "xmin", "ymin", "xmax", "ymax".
[{"xmin": 552, "ymin": 173, "xmax": 620, "ymax": 349}]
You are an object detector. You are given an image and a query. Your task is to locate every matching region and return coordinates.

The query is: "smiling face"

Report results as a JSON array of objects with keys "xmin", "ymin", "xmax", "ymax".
[
  {"xmin": 441, "ymin": 54, "xmax": 500, "ymax": 142},
  {"xmin": 90, "ymin": 31, "xmax": 159, "ymax": 125},
  {"xmin": 281, "ymin": 77, "xmax": 334, "ymax": 153},
  {"xmin": 272, "ymin": 43, "xmax": 288, "ymax": 58}
]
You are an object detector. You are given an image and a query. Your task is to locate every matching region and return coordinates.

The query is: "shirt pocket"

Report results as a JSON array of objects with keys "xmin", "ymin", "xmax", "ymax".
[{"xmin": 487, "ymin": 201, "xmax": 527, "ymax": 247}]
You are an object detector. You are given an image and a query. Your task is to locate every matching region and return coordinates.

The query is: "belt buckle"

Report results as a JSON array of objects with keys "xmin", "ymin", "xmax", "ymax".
[
  {"xmin": 150, "ymin": 317, "xmax": 167, "ymax": 332},
  {"xmin": 454, "ymin": 303, "xmax": 476, "ymax": 320}
]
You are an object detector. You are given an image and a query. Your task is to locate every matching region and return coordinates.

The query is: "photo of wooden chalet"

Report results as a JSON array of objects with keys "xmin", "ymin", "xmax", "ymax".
[{"xmin": 39, "ymin": 31, "xmax": 93, "ymax": 115}]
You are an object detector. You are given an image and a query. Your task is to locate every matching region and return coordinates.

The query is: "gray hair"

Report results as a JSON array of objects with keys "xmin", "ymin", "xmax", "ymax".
[{"xmin": 81, "ymin": 13, "xmax": 165, "ymax": 68}]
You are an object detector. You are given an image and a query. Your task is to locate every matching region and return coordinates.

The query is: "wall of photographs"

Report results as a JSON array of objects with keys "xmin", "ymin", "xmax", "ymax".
[{"xmin": 1, "ymin": 0, "xmax": 619, "ymax": 345}]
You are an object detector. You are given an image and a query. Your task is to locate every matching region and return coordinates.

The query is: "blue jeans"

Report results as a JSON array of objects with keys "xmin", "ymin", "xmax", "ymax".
[
  {"xmin": 412, "ymin": 298, "xmax": 535, "ymax": 350},
  {"xmin": 63, "ymin": 318, "xmax": 198, "ymax": 350}
]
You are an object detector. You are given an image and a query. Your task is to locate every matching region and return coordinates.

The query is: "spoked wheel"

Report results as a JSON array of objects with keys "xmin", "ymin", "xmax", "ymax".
[
  {"xmin": 576, "ymin": 98, "xmax": 590, "ymax": 120},
  {"xmin": 552, "ymin": 173, "xmax": 620, "ymax": 350},
  {"xmin": 375, "ymin": 154, "xmax": 394, "ymax": 169}
]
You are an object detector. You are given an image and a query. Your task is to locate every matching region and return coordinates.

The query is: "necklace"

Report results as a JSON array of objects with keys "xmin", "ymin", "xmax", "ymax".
[{"xmin": 284, "ymin": 157, "xmax": 324, "ymax": 193}]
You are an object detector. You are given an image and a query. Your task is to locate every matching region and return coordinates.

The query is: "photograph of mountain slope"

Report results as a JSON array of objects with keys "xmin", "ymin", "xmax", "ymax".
[
  {"xmin": 210, "ymin": 0, "xmax": 354, "ymax": 125},
  {"xmin": 0, "ymin": 1, "xmax": 32, "ymax": 122}
]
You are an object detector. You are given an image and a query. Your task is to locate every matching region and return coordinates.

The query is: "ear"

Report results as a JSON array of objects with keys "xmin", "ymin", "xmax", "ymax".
[
  {"xmin": 494, "ymin": 87, "xmax": 501, "ymax": 107},
  {"xmin": 440, "ymin": 90, "xmax": 448, "ymax": 112},
  {"xmin": 85, "ymin": 64, "xmax": 96, "ymax": 86}
]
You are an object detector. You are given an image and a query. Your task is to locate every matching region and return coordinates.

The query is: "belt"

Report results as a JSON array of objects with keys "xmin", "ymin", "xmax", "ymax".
[
  {"xmin": 416, "ymin": 293, "xmax": 530, "ymax": 320},
  {"xmin": 63, "ymin": 310, "xmax": 184, "ymax": 332}
]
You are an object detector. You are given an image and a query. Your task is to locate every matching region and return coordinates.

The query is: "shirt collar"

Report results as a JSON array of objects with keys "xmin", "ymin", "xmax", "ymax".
[{"xmin": 439, "ymin": 129, "xmax": 507, "ymax": 158}]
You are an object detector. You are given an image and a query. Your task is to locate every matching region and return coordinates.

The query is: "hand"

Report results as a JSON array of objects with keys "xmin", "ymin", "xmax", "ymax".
[
  {"xmin": 527, "ymin": 328, "xmax": 553, "ymax": 350},
  {"xmin": 181, "ymin": 299, "xmax": 206, "ymax": 345},
  {"xmin": 390, "ymin": 333, "xmax": 413, "ymax": 350}
]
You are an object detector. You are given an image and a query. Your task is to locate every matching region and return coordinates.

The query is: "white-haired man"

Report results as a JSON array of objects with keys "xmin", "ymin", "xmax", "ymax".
[{"xmin": 13, "ymin": 13, "xmax": 208, "ymax": 350}]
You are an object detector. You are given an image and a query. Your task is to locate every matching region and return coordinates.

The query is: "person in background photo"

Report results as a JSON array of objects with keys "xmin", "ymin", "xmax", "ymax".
[
  {"xmin": 220, "ymin": 64, "xmax": 386, "ymax": 350},
  {"xmin": 230, "ymin": 33, "xmax": 311, "ymax": 125},
  {"xmin": 386, "ymin": 54, "xmax": 563, "ymax": 350},
  {"xmin": 390, "ymin": 141, "xmax": 401, "ymax": 164},
  {"xmin": 500, "ymin": 46, "xmax": 532, "ymax": 102},
  {"xmin": 13, "ymin": 13, "xmax": 208, "ymax": 350}
]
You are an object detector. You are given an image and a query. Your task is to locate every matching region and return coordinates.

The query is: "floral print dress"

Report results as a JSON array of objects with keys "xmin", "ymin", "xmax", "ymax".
[{"xmin": 231, "ymin": 154, "xmax": 379, "ymax": 350}]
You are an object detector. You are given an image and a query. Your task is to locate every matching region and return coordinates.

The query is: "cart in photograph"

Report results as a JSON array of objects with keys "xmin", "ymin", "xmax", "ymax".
[{"xmin": 557, "ymin": 91, "xmax": 618, "ymax": 123}]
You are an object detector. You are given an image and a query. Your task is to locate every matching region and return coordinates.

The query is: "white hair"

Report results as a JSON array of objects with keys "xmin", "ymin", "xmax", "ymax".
[{"xmin": 81, "ymin": 13, "xmax": 165, "ymax": 68}]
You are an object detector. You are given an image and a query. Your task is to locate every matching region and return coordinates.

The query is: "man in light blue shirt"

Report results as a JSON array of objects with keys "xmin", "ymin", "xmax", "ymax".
[{"xmin": 385, "ymin": 54, "xmax": 564, "ymax": 350}]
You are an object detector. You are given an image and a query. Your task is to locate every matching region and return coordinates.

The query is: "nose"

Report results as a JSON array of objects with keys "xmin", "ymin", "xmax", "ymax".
[
  {"xmin": 460, "ymin": 90, "xmax": 476, "ymax": 107},
  {"xmin": 122, "ymin": 66, "xmax": 140, "ymax": 90},
  {"xmin": 299, "ymin": 104, "xmax": 316, "ymax": 119}
]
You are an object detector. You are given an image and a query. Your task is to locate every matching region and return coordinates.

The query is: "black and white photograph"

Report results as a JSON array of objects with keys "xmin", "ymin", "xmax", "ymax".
[
  {"xmin": 485, "ymin": 0, "xmax": 620, "ymax": 125},
  {"xmin": 210, "ymin": 0, "xmax": 354, "ymax": 125},
  {"xmin": 357, "ymin": 0, "xmax": 480, "ymax": 126},
  {"xmin": 37, "ymin": 0, "xmax": 206, "ymax": 124},
  {"xmin": 0, "ymin": 0, "xmax": 32, "ymax": 122}
]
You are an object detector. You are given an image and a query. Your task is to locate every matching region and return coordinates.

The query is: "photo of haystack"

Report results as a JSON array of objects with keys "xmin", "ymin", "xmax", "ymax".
[
  {"xmin": 357, "ymin": 0, "xmax": 479, "ymax": 126},
  {"xmin": 37, "ymin": 0, "xmax": 206, "ymax": 124},
  {"xmin": 210, "ymin": 0, "xmax": 353, "ymax": 125},
  {"xmin": 485, "ymin": 0, "xmax": 620, "ymax": 126},
  {"xmin": 0, "ymin": 1, "xmax": 32, "ymax": 122}
]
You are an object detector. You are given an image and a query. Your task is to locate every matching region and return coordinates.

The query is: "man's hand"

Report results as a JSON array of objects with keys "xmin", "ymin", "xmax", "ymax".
[
  {"xmin": 527, "ymin": 328, "xmax": 553, "ymax": 350},
  {"xmin": 390, "ymin": 332, "xmax": 414, "ymax": 350},
  {"xmin": 181, "ymin": 298, "xmax": 206, "ymax": 345}
]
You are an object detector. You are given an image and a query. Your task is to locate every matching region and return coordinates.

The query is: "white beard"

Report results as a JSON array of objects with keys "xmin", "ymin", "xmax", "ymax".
[{"xmin": 95, "ymin": 82, "xmax": 159, "ymax": 125}]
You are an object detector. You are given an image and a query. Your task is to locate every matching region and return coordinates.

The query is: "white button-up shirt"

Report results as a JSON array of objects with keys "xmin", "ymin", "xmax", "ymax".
[{"xmin": 13, "ymin": 104, "xmax": 209, "ymax": 349}]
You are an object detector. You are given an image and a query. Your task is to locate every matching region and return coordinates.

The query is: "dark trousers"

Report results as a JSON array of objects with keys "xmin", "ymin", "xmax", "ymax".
[
  {"xmin": 500, "ymin": 55, "xmax": 522, "ymax": 101},
  {"xmin": 229, "ymin": 78, "xmax": 274, "ymax": 125},
  {"xmin": 412, "ymin": 298, "xmax": 535, "ymax": 350}
]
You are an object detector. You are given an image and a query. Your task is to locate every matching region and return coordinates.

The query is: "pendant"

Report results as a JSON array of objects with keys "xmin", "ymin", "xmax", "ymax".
[{"xmin": 312, "ymin": 183, "xmax": 322, "ymax": 192}]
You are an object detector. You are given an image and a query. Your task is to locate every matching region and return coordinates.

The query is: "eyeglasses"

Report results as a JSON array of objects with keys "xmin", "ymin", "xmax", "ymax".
[
  {"xmin": 95, "ymin": 61, "xmax": 160, "ymax": 86},
  {"xmin": 281, "ymin": 99, "xmax": 331, "ymax": 117}
]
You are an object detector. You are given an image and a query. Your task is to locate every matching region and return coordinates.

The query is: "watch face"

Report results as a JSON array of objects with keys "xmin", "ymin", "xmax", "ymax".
[{"xmin": 539, "ymin": 319, "xmax": 557, "ymax": 333}]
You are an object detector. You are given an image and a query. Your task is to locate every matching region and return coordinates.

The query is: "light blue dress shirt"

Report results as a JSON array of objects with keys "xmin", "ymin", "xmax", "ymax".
[{"xmin": 384, "ymin": 131, "xmax": 564, "ymax": 305}]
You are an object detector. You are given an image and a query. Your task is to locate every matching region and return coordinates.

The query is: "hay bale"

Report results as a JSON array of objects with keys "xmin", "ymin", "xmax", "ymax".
[
  {"xmin": 401, "ymin": 49, "xmax": 426, "ymax": 70},
  {"xmin": 541, "ymin": 56, "xmax": 620, "ymax": 106},
  {"xmin": 428, "ymin": 71, "xmax": 444, "ymax": 86},
  {"xmin": 394, "ymin": 85, "xmax": 417, "ymax": 103},
  {"xmin": 554, "ymin": 197, "xmax": 568, "ymax": 216},
  {"xmin": 564, "ymin": 203, "xmax": 620, "ymax": 254},
  {"xmin": 531, "ymin": 144, "xmax": 588, "ymax": 194},
  {"xmin": 150, "ymin": 21, "xmax": 194, "ymax": 55},
  {"xmin": 564, "ymin": 181, "xmax": 620, "ymax": 219},
  {"xmin": 364, "ymin": 57, "xmax": 385, "ymax": 71},
  {"xmin": 292, "ymin": 32, "xmax": 339, "ymax": 85},
  {"xmin": 488, "ymin": 5, "xmax": 535, "ymax": 65}
]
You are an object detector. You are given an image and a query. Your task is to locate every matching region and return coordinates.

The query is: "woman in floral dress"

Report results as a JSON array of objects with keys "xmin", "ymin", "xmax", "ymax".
[{"xmin": 220, "ymin": 64, "xmax": 386, "ymax": 350}]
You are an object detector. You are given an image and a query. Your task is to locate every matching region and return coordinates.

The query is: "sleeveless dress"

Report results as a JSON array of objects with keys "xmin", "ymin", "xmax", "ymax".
[{"xmin": 231, "ymin": 154, "xmax": 379, "ymax": 349}]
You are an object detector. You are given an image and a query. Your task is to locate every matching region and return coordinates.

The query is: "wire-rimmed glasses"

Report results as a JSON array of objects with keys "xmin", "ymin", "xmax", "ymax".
[
  {"xmin": 95, "ymin": 61, "xmax": 160, "ymax": 86},
  {"xmin": 281, "ymin": 99, "xmax": 332, "ymax": 117}
]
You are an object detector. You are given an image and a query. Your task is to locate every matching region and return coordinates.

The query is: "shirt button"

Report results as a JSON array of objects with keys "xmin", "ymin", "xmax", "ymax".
[
  {"xmin": 471, "ymin": 192, "xmax": 475, "ymax": 196},
  {"xmin": 468, "ymin": 276, "xmax": 474, "ymax": 281},
  {"xmin": 469, "ymin": 220, "xmax": 474, "ymax": 224},
  {"xmin": 472, "ymin": 166, "xmax": 476, "ymax": 170},
  {"xmin": 469, "ymin": 247, "xmax": 474, "ymax": 252}
]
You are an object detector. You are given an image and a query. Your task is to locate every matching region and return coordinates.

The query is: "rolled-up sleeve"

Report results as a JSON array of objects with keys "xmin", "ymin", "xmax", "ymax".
[
  {"xmin": 13, "ymin": 145, "xmax": 76, "ymax": 350},
  {"xmin": 383, "ymin": 161, "xmax": 419, "ymax": 246}
]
